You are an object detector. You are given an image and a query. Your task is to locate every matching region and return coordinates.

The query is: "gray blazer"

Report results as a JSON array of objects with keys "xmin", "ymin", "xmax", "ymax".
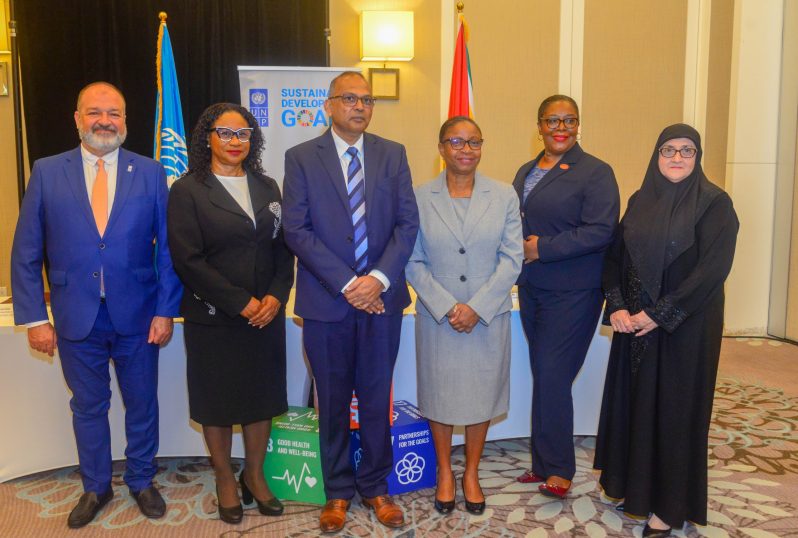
[{"xmin": 407, "ymin": 172, "xmax": 523, "ymax": 324}]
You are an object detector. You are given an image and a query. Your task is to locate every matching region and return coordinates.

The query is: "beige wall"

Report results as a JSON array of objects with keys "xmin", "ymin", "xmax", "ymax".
[
  {"xmin": 704, "ymin": 0, "xmax": 734, "ymax": 187},
  {"xmin": 0, "ymin": 0, "xmax": 19, "ymax": 291},
  {"xmin": 723, "ymin": 0, "xmax": 785, "ymax": 335},
  {"xmin": 465, "ymin": 0, "xmax": 560, "ymax": 183},
  {"xmin": 329, "ymin": 0, "xmax": 561, "ymax": 186},
  {"xmin": 787, "ymin": 119, "xmax": 798, "ymax": 338},
  {"xmin": 329, "ymin": 0, "xmax": 442, "ymax": 184},
  {"xmin": 779, "ymin": 0, "xmax": 798, "ymax": 339},
  {"xmin": 581, "ymin": 0, "xmax": 688, "ymax": 207}
]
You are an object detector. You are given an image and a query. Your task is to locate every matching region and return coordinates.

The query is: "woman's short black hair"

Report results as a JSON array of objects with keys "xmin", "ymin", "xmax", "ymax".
[
  {"xmin": 438, "ymin": 115, "xmax": 482, "ymax": 143},
  {"xmin": 188, "ymin": 102, "xmax": 266, "ymax": 176},
  {"xmin": 537, "ymin": 94, "xmax": 580, "ymax": 120}
]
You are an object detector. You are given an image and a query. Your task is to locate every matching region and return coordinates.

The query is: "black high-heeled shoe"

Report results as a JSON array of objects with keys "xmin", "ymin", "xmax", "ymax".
[
  {"xmin": 240, "ymin": 473, "xmax": 284, "ymax": 516},
  {"xmin": 433, "ymin": 472, "xmax": 456, "ymax": 515},
  {"xmin": 460, "ymin": 475, "xmax": 485, "ymax": 515},
  {"xmin": 642, "ymin": 523, "xmax": 672, "ymax": 537},
  {"xmin": 215, "ymin": 485, "xmax": 243, "ymax": 524}
]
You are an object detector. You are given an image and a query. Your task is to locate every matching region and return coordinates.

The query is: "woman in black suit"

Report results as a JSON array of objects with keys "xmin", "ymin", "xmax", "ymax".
[
  {"xmin": 168, "ymin": 103, "xmax": 294, "ymax": 523},
  {"xmin": 513, "ymin": 95, "xmax": 620, "ymax": 498}
]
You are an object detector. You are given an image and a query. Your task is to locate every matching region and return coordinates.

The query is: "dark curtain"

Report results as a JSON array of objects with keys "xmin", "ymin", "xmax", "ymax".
[{"xmin": 17, "ymin": 0, "xmax": 327, "ymax": 164}]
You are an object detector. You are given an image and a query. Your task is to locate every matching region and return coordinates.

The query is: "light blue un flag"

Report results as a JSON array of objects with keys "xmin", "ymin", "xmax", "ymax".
[{"xmin": 154, "ymin": 14, "xmax": 187, "ymax": 186}]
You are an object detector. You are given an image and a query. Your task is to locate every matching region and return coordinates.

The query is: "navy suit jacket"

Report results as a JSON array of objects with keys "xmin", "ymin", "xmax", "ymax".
[
  {"xmin": 11, "ymin": 146, "xmax": 183, "ymax": 340},
  {"xmin": 283, "ymin": 129, "xmax": 419, "ymax": 322},
  {"xmin": 513, "ymin": 143, "xmax": 620, "ymax": 290}
]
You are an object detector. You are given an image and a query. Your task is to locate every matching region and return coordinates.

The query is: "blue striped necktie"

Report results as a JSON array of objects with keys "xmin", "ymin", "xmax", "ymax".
[{"xmin": 346, "ymin": 147, "xmax": 368, "ymax": 273}]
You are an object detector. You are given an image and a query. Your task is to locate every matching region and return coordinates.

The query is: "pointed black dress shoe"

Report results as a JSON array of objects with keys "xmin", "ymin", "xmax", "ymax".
[
  {"xmin": 643, "ymin": 523, "xmax": 672, "ymax": 537},
  {"xmin": 434, "ymin": 497, "xmax": 456, "ymax": 514},
  {"xmin": 460, "ymin": 476, "xmax": 485, "ymax": 515},
  {"xmin": 67, "ymin": 489, "xmax": 113, "ymax": 528},
  {"xmin": 131, "ymin": 486, "xmax": 166, "ymax": 518},
  {"xmin": 215, "ymin": 486, "xmax": 243, "ymax": 524},
  {"xmin": 434, "ymin": 471, "xmax": 456, "ymax": 514},
  {"xmin": 240, "ymin": 473, "xmax": 284, "ymax": 516}
]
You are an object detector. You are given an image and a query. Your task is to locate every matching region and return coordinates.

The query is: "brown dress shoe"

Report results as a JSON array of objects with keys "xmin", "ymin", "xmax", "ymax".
[
  {"xmin": 131, "ymin": 486, "xmax": 166, "ymax": 518},
  {"xmin": 67, "ymin": 490, "xmax": 113, "ymax": 528},
  {"xmin": 319, "ymin": 499, "xmax": 350, "ymax": 533},
  {"xmin": 362, "ymin": 495, "xmax": 405, "ymax": 528}
]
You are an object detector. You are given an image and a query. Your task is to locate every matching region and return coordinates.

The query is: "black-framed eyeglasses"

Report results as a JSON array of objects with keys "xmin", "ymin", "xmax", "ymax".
[
  {"xmin": 659, "ymin": 146, "xmax": 697, "ymax": 158},
  {"xmin": 328, "ymin": 93, "xmax": 377, "ymax": 108},
  {"xmin": 539, "ymin": 116, "xmax": 579, "ymax": 130},
  {"xmin": 208, "ymin": 127, "xmax": 253, "ymax": 143},
  {"xmin": 441, "ymin": 137, "xmax": 484, "ymax": 150}
]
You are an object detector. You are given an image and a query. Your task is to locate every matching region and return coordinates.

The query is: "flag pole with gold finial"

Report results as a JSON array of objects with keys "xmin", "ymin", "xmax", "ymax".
[{"xmin": 154, "ymin": 12, "xmax": 168, "ymax": 160}]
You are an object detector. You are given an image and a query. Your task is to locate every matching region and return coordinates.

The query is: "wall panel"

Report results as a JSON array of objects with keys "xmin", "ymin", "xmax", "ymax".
[
  {"xmin": 581, "ymin": 0, "xmax": 688, "ymax": 207},
  {"xmin": 329, "ymin": 0, "xmax": 442, "ymax": 184},
  {"xmin": 0, "ymin": 0, "xmax": 19, "ymax": 290},
  {"xmin": 465, "ymin": 0, "xmax": 560, "ymax": 184},
  {"xmin": 704, "ymin": 0, "xmax": 734, "ymax": 186}
]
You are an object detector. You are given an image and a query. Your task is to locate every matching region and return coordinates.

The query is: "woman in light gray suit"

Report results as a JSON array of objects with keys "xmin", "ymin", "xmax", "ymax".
[{"xmin": 406, "ymin": 116, "xmax": 523, "ymax": 515}]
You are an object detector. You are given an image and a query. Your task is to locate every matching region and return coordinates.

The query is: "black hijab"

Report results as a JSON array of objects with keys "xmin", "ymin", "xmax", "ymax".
[{"xmin": 623, "ymin": 123, "xmax": 722, "ymax": 303}]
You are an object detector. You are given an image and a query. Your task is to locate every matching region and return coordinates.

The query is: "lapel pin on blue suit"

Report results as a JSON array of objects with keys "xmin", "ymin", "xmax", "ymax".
[{"xmin": 127, "ymin": 164, "xmax": 133, "ymax": 173}]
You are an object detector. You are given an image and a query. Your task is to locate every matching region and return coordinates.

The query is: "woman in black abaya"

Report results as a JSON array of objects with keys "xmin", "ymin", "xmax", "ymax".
[{"xmin": 593, "ymin": 124, "xmax": 739, "ymax": 537}]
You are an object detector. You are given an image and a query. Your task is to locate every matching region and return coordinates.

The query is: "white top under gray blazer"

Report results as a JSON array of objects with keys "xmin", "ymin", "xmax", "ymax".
[{"xmin": 406, "ymin": 171, "xmax": 523, "ymax": 424}]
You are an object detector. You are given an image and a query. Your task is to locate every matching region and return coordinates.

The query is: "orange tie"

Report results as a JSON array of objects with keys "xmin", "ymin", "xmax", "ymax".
[{"xmin": 91, "ymin": 158, "xmax": 108, "ymax": 236}]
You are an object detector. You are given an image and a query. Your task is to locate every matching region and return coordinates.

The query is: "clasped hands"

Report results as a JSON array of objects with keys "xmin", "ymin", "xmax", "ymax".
[
  {"xmin": 344, "ymin": 275, "xmax": 385, "ymax": 314},
  {"xmin": 241, "ymin": 295, "xmax": 281, "ymax": 328},
  {"xmin": 447, "ymin": 303, "xmax": 479, "ymax": 333},
  {"xmin": 523, "ymin": 235, "xmax": 539, "ymax": 264},
  {"xmin": 609, "ymin": 309, "xmax": 658, "ymax": 336}
]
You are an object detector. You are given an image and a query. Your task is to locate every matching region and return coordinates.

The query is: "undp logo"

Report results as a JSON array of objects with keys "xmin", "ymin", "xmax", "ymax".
[
  {"xmin": 249, "ymin": 89, "xmax": 269, "ymax": 127},
  {"xmin": 251, "ymin": 91, "xmax": 266, "ymax": 105},
  {"xmin": 395, "ymin": 452, "xmax": 425, "ymax": 485}
]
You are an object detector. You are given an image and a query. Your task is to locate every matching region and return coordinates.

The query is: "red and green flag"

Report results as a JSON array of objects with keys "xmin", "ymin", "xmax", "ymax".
[{"xmin": 448, "ymin": 13, "xmax": 474, "ymax": 119}]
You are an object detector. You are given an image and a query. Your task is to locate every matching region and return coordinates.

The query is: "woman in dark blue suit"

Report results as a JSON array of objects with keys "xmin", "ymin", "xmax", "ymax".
[{"xmin": 513, "ymin": 95, "xmax": 620, "ymax": 497}]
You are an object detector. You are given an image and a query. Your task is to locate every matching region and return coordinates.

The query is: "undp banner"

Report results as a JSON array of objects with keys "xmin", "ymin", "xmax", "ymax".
[{"xmin": 237, "ymin": 66, "xmax": 355, "ymax": 187}]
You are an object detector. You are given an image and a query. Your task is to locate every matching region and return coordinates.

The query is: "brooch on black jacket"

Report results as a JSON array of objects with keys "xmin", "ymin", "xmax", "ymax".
[
  {"xmin": 193, "ymin": 293, "xmax": 216, "ymax": 316},
  {"xmin": 269, "ymin": 202, "xmax": 281, "ymax": 239}
]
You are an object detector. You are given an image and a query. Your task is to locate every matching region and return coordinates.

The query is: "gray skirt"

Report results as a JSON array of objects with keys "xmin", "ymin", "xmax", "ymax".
[{"xmin": 415, "ymin": 310, "xmax": 511, "ymax": 425}]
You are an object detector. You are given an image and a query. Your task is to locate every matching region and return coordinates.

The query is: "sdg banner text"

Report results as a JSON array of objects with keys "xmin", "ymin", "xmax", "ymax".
[{"xmin": 238, "ymin": 66, "xmax": 357, "ymax": 187}]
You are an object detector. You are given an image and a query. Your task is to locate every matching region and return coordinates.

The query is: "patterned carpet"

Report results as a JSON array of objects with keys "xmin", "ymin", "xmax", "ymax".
[{"xmin": 2, "ymin": 337, "xmax": 797, "ymax": 537}]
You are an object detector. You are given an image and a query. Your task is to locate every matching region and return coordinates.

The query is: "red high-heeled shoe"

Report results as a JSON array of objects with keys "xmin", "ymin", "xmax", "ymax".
[
  {"xmin": 538, "ymin": 481, "xmax": 570, "ymax": 499},
  {"xmin": 516, "ymin": 470, "xmax": 546, "ymax": 483}
]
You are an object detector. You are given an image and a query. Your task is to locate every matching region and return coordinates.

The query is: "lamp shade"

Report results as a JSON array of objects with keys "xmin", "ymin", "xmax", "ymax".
[{"xmin": 360, "ymin": 11, "xmax": 414, "ymax": 62}]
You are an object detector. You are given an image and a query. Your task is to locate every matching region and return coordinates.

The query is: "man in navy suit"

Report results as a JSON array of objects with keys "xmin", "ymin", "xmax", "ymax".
[
  {"xmin": 283, "ymin": 71, "xmax": 418, "ymax": 533},
  {"xmin": 11, "ymin": 82, "xmax": 182, "ymax": 528}
]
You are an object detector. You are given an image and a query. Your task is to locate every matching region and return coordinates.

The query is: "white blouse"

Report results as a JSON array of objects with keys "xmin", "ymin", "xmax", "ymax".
[{"xmin": 215, "ymin": 173, "xmax": 256, "ymax": 227}]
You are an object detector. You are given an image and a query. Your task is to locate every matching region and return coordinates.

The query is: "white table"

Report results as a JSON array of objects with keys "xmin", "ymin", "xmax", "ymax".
[{"xmin": 0, "ymin": 293, "xmax": 611, "ymax": 482}]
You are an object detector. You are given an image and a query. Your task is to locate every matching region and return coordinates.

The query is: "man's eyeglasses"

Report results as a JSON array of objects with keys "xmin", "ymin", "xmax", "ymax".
[
  {"xmin": 208, "ymin": 127, "xmax": 254, "ymax": 143},
  {"xmin": 658, "ymin": 146, "xmax": 697, "ymax": 158},
  {"xmin": 328, "ymin": 93, "xmax": 377, "ymax": 108},
  {"xmin": 441, "ymin": 137, "xmax": 484, "ymax": 150},
  {"xmin": 539, "ymin": 116, "xmax": 579, "ymax": 130}
]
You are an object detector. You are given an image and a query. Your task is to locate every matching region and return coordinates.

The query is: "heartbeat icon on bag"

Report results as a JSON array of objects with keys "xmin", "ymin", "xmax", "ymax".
[{"xmin": 272, "ymin": 463, "xmax": 317, "ymax": 493}]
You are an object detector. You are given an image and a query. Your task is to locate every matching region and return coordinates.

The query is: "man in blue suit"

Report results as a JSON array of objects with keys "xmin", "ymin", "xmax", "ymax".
[
  {"xmin": 11, "ymin": 82, "xmax": 182, "ymax": 528},
  {"xmin": 283, "ymin": 71, "xmax": 418, "ymax": 533}
]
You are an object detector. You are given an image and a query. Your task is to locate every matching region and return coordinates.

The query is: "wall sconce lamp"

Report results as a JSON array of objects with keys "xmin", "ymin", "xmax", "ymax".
[{"xmin": 360, "ymin": 11, "xmax": 414, "ymax": 100}]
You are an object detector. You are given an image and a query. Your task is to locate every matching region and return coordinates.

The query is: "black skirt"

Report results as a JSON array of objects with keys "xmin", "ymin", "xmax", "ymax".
[{"xmin": 184, "ymin": 313, "xmax": 287, "ymax": 426}]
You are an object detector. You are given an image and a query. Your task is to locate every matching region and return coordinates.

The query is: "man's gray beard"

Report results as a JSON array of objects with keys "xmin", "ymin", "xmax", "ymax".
[{"xmin": 79, "ymin": 127, "xmax": 127, "ymax": 154}]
